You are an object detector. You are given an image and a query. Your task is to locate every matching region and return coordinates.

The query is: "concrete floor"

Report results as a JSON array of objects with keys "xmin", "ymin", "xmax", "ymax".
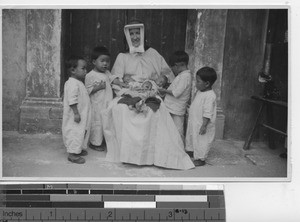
[{"xmin": 2, "ymin": 131, "xmax": 288, "ymax": 180}]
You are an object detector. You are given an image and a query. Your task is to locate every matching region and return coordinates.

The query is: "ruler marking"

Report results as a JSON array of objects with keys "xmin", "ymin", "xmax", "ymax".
[{"xmin": 1, "ymin": 186, "xmax": 225, "ymax": 221}]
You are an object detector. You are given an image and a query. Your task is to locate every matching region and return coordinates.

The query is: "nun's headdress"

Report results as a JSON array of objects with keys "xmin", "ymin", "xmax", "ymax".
[{"xmin": 124, "ymin": 23, "xmax": 145, "ymax": 54}]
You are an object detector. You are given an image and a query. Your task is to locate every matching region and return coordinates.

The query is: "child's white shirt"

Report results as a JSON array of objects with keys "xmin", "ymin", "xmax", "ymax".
[
  {"xmin": 85, "ymin": 70, "xmax": 113, "ymax": 146},
  {"xmin": 185, "ymin": 90, "xmax": 217, "ymax": 160},
  {"xmin": 189, "ymin": 90, "xmax": 217, "ymax": 125},
  {"xmin": 62, "ymin": 77, "xmax": 91, "ymax": 153},
  {"xmin": 164, "ymin": 69, "xmax": 192, "ymax": 116}
]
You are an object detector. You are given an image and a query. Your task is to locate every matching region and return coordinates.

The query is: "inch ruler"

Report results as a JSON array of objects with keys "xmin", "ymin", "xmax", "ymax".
[{"xmin": 0, "ymin": 184, "xmax": 226, "ymax": 222}]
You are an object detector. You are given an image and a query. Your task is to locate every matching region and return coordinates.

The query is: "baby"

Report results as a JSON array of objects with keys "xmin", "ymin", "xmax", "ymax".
[
  {"xmin": 141, "ymin": 80, "xmax": 153, "ymax": 90},
  {"xmin": 155, "ymin": 75, "xmax": 168, "ymax": 88},
  {"xmin": 124, "ymin": 74, "xmax": 167, "ymax": 89},
  {"xmin": 123, "ymin": 74, "xmax": 142, "ymax": 89}
]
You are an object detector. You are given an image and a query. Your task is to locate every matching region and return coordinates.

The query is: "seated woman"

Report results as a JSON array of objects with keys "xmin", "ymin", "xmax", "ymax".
[{"xmin": 102, "ymin": 19, "xmax": 194, "ymax": 170}]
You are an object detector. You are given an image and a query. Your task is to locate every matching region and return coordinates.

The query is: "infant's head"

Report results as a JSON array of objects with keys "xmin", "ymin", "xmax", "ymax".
[
  {"xmin": 141, "ymin": 80, "xmax": 153, "ymax": 90},
  {"xmin": 123, "ymin": 74, "xmax": 135, "ymax": 84},
  {"xmin": 155, "ymin": 75, "xmax": 168, "ymax": 88}
]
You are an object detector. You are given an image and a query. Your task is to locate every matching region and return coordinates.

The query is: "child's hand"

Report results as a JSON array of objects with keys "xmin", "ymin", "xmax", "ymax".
[
  {"xmin": 158, "ymin": 87, "xmax": 166, "ymax": 93},
  {"xmin": 120, "ymin": 82, "xmax": 129, "ymax": 88},
  {"xmin": 94, "ymin": 80, "xmax": 106, "ymax": 91},
  {"xmin": 199, "ymin": 125, "xmax": 207, "ymax": 135},
  {"xmin": 74, "ymin": 113, "xmax": 81, "ymax": 123}
]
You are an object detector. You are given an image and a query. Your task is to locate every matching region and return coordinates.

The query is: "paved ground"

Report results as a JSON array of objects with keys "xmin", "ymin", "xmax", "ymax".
[{"xmin": 2, "ymin": 131, "xmax": 288, "ymax": 180}]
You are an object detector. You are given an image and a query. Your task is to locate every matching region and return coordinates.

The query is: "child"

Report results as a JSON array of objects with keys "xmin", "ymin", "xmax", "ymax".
[
  {"xmin": 158, "ymin": 51, "xmax": 192, "ymax": 142},
  {"xmin": 85, "ymin": 46, "xmax": 113, "ymax": 151},
  {"xmin": 185, "ymin": 66, "xmax": 217, "ymax": 166},
  {"xmin": 62, "ymin": 55, "xmax": 91, "ymax": 164}
]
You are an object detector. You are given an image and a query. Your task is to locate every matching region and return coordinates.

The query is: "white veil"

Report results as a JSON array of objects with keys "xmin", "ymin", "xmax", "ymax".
[{"xmin": 124, "ymin": 23, "xmax": 145, "ymax": 54}]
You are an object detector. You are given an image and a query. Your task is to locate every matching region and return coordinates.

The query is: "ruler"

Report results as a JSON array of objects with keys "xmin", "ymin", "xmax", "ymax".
[{"xmin": 0, "ymin": 184, "xmax": 225, "ymax": 221}]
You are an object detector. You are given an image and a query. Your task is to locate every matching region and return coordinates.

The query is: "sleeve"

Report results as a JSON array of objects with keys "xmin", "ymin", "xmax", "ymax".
[
  {"xmin": 149, "ymin": 48, "xmax": 175, "ymax": 83},
  {"xmin": 66, "ymin": 81, "xmax": 79, "ymax": 106},
  {"xmin": 172, "ymin": 74, "xmax": 190, "ymax": 98},
  {"xmin": 203, "ymin": 93, "xmax": 216, "ymax": 119},
  {"xmin": 84, "ymin": 73, "xmax": 94, "ymax": 95},
  {"xmin": 111, "ymin": 53, "xmax": 125, "ymax": 82}
]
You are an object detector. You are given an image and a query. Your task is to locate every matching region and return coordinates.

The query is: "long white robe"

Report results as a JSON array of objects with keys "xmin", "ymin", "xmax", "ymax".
[
  {"xmin": 111, "ymin": 47, "xmax": 175, "ymax": 83},
  {"xmin": 62, "ymin": 77, "xmax": 91, "ymax": 154},
  {"xmin": 185, "ymin": 90, "xmax": 217, "ymax": 160},
  {"xmin": 103, "ymin": 48, "xmax": 194, "ymax": 170},
  {"xmin": 102, "ymin": 97, "xmax": 195, "ymax": 170},
  {"xmin": 85, "ymin": 70, "xmax": 113, "ymax": 146}
]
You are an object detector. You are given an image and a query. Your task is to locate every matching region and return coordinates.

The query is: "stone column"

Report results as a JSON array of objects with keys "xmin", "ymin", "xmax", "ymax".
[
  {"xmin": 185, "ymin": 9, "xmax": 227, "ymax": 139},
  {"xmin": 19, "ymin": 9, "xmax": 63, "ymax": 133}
]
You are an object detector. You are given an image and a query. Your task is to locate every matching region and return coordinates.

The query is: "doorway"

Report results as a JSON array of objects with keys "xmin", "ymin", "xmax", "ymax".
[{"xmin": 61, "ymin": 9, "xmax": 188, "ymax": 95}]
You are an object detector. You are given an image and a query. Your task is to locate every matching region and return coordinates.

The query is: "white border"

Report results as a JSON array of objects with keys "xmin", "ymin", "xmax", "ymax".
[
  {"xmin": 1, "ymin": 1, "xmax": 300, "ymax": 221},
  {"xmin": 0, "ymin": 4, "xmax": 292, "ymax": 182}
]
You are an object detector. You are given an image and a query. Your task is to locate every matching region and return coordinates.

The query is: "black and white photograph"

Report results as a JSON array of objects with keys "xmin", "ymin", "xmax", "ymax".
[{"xmin": 1, "ymin": 7, "xmax": 289, "ymax": 180}]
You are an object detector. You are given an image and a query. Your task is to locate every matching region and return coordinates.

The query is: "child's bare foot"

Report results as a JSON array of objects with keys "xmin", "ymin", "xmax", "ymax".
[
  {"xmin": 78, "ymin": 150, "xmax": 88, "ymax": 156},
  {"xmin": 193, "ymin": 159, "xmax": 206, "ymax": 166},
  {"xmin": 68, "ymin": 153, "xmax": 85, "ymax": 164},
  {"xmin": 89, "ymin": 143, "xmax": 105, "ymax": 152}
]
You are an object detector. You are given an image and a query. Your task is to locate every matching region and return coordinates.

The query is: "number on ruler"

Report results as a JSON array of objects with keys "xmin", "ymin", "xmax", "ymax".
[{"xmin": 107, "ymin": 211, "xmax": 113, "ymax": 219}]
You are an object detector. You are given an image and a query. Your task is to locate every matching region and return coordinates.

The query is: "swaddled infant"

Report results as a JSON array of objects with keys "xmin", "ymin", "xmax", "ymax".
[{"xmin": 114, "ymin": 74, "xmax": 168, "ymax": 98}]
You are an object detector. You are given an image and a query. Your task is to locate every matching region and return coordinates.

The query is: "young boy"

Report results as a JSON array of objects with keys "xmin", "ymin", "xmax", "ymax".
[
  {"xmin": 185, "ymin": 66, "xmax": 217, "ymax": 166},
  {"xmin": 158, "ymin": 51, "xmax": 192, "ymax": 142},
  {"xmin": 85, "ymin": 46, "xmax": 113, "ymax": 151},
  {"xmin": 62, "ymin": 55, "xmax": 91, "ymax": 164}
]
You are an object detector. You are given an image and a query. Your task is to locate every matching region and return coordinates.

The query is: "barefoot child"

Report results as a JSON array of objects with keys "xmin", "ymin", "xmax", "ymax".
[
  {"xmin": 62, "ymin": 56, "xmax": 91, "ymax": 164},
  {"xmin": 85, "ymin": 46, "xmax": 113, "ymax": 151},
  {"xmin": 185, "ymin": 66, "xmax": 217, "ymax": 166}
]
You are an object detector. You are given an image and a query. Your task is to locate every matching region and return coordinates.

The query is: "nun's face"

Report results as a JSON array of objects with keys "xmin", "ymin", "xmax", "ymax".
[{"xmin": 129, "ymin": 28, "xmax": 141, "ymax": 47}]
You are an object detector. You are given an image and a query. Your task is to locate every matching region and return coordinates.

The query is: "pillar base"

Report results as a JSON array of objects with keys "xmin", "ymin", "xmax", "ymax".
[
  {"xmin": 216, "ymin": 108, "xmax": 225, "ymax": 139},
  {"xmin": 19, "ymin": 97, "xmax": 63, "ymax": 134}
]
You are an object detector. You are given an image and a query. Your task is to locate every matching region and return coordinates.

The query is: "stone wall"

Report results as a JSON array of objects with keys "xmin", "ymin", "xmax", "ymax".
[
  {"xmin": 2, "ymin": 9, "xmax": 27, "ymax": 131},
  {"xmin": 19, "ymin": 9, "xmax": 63, "ymax": 133},
  {"xmin": 186, "ymin": 9, "xmax": 227, "ymax": 139}
]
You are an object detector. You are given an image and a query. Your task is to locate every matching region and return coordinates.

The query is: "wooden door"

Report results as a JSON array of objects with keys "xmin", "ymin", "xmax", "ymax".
[{"xmin": 61, "ymin": 9, "xmax": 188, "ymax": 93}]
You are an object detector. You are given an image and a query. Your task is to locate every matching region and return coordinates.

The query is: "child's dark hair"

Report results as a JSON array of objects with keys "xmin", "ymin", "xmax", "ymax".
[
  {"xmin": 169, "ymin": 51, "xmax": 189, "ymax": 66},
  {"xmin": 66, "ymin": 55, "xmax": 84, "ymax": 76},
  {"xmin": 196, "ymin": 66, "xmax": 217, "ymax": 86},
  {"xmin": 91, "ymin": 46, "xmax": 110, "ymax": 61}
]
